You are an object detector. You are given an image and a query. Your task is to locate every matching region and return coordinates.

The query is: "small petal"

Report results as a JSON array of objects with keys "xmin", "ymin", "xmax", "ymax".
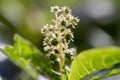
[{"xmin": 44, "ymin": 46, "xmax": 51, "ymax": 51}]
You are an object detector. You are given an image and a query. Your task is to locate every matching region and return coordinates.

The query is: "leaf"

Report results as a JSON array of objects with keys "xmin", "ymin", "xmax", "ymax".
[
  {"xmin": 0, "ymin": 13, "xmax": 15, "ymax": 31},
  {"xmin": 68, "ymin": 47, "xmax": 120, "ymax": 80},
  {"xmin": 2, "ymin": 34, "xmax": 55, "ymax": 79}
]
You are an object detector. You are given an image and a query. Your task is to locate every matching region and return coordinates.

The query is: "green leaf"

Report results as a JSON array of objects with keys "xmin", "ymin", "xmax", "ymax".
[
  {"xmin": 2, "ymin": 34, "xmax": 54, "ymax": 79},
  {"xmin": 68, "ymin": 47, "xmax": 120, "ymax": 80},
  {"xmin": 0, "ymin": 13, "xmax": 15, "ymax": 31}
]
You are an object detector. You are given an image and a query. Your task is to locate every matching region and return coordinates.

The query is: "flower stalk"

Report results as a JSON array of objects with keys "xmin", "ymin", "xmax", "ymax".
[{"xmin": 41, "ymin": 6, "xmax": 79, "ymax": 80}]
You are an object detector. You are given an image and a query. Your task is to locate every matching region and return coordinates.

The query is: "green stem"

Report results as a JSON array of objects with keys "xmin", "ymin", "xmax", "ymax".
[
  {"xmin": 58, "ymin": 25, "xmax": 65, "ymax": 80},
  {"xmin": 59, "ymin": 44, "xmax": 64, "ymax": 80}
]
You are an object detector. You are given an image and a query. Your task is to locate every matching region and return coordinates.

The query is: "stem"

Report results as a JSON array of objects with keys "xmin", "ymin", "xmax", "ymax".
[
  {"xmin": 58, "ymin": 25, "xmax": 65, "ymax": 80},
  {"xmin": 59, "ymin": 44, "xmax": 64, "ymax": 80}
]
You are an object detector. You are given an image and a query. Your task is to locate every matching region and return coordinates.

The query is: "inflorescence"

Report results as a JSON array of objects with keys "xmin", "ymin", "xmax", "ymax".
[{"xmin": 41, "ymin": 6, "xmax": 79, "ymax": 62}]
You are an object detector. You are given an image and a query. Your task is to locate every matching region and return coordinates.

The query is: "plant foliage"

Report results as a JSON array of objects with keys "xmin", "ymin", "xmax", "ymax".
[
  {"xmin": 68, "ymin": 47, "xmax": 120, "ymax": 80},
  {"xmin": 1, "ymin": 34, "xmax": 120, "ymax": 80},
  {"xmin": 2, "ymin": 34, "xmax": 55, "ymax": 79}
]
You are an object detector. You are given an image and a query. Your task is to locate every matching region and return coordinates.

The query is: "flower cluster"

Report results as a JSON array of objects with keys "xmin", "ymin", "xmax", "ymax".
[{"xmin": 41, "ymin": 6, "xmax": 79, "ymax": 62}]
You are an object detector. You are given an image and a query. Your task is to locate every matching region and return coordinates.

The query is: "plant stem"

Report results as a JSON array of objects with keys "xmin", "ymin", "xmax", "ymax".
[
  {"xmin": 58, "ymin": 25, "xmax": 65, "ymax": 80},
  {"xmin": 59, "ymin": 44, "xmax": 64, "ymax": 80}
]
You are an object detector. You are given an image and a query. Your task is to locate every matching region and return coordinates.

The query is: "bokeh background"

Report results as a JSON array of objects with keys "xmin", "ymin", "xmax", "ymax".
[{"xmin": 0, "ymin": 0, "xmax": 120, "ymax": 80}]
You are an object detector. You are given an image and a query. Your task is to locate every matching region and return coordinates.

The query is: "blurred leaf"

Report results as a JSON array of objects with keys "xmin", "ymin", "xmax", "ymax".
[
  {"xmin": 2, "ymin": 34, "xmax": 55, "ymax": 79},
  {"xmin": 0, "ymin": 14, "xmax": 15, "ymax": 31},
  {"xmin": 68, "ymin": 47, "xmax": 120, "ymax": 80}
]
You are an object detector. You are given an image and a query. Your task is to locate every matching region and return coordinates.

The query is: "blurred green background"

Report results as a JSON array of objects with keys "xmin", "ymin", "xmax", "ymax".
[{"xmin": 0, "ymin": 0, "xmax": 120, "ymax": 80}]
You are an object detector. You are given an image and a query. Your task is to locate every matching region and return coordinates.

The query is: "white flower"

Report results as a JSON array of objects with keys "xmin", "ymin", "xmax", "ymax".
[
  {"xmin": 47, "ymin": 32, "xmax": 57, "ymax": 38},
  {"xmin": 66, "ymin": 15, "xmax": 74, "ymax": 22},
  {"xmin": 61, "ymin": 6, "xmax": 71, "ymax": 14},
  {"xmin": 44, "ymin": 46, "xmax": 51, "ymax": 51},
  {"xmin": 50, "ymin": 19, "xmax": 56, "ymax": 25},
  {"xmin": 41, "ymin": 6, "xmax": 79, "ymax": 61},
  {"xmin": 41, "ymin": 24, "xmax": 49, "ymax": 34},
  {"xmin": 69, "ymin": 48, "xmax": 76, "ymax": 55},
  {"xmin": 51, "ymin": 6, "xmax": 61, "ymax": 13},
  {"xmin": 74, "ymin": 17, "xmax": 79, "ymax": 23},
  {"xmin": 66, "ymin": 15, "xmax": 80, "ymax": 28},
  {"xmin": 73, "ymin": 17, "xmax": 80, "ymax": 25}
]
